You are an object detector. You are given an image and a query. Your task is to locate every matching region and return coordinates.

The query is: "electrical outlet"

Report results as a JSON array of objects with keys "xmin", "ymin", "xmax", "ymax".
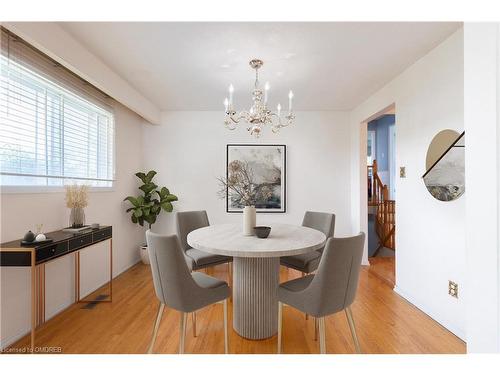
[
  {"xmin": 400, "ymin": 166, "xmax": 406, "ymax": 178},
  {"xmin": 448, "ymin": 281, "xmax": 458, "ymax": 298}
]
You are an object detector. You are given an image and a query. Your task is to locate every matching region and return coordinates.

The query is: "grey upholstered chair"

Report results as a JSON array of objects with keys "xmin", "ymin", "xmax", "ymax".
[
  {"xmin": 277, "ymin": 233, "xmax": 366, "ymax": 354},
  {"xmin": 177, "ymin": 211, "xmax": 232, "ymax": 271},
  {"xmin": 146, "ymin": 230, "xmax": 231, "ymax": 354},
  {"xmin": 176, "ymin": 210, "xmax": 232, "ymax": 336},
  {"xmin": 280, "ymin": 211, "xmax": 336, "ymax": 274},
  {"xmin": 281, "ymin": 211, "xmax": 335, "ymax": 323}
]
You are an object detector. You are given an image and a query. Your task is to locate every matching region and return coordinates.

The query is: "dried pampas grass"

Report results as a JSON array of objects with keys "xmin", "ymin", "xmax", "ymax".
[{"xmin": 65, "ymin": 184, "xmax": 89, "ymax": 209}]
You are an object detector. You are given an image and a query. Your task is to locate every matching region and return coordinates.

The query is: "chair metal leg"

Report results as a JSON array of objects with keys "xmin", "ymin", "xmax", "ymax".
[
  {"xmin": 314, "ymin": 318, "xmax": 318, "ymax": 341},
  {"xmin": 147, "ymin": 303, "xmax": 164, "ymax": 354},
  {"xmin": 179, "ymin": 312, "xmax": 187, "ymax": 354},
  {"xmin": 277, "ymin": 302, "xmax": 283, "ymax": 354},
  {"xmin": 345, "ymin": 307, "xmax": 362, "ymax": 354},
  {"xmin": 302, "ymin": 272, "xmax": 309, "ymax": 320},
  {"xmin": 192, "ymin": 311, "xmax": 197, "ymax": 337},
  {"xmin": 223, "ymin": 299, "xmax": 229, "ymax": 354},
  {"xmin": 318, "ymin": 316, "xmax": 326, "ymax": 354},
  {"xmin": 228, "ymin": 262, "xmax": 233, "ymax": 302}
]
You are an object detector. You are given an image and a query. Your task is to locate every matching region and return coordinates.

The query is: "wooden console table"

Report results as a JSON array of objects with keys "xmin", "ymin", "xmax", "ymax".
[{"xmin": 0, "ymin": 226, "xmax": 112, "ymax": 352}]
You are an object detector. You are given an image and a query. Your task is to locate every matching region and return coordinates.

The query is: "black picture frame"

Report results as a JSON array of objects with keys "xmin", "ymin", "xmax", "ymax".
[{"xmin": 226, "ymin": 144, "xmax": 286, "ymax": 213}]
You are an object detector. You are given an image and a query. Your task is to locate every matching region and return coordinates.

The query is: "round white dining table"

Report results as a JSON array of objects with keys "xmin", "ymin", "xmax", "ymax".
[{"xmin": 187, "ymin": 223, "xmax": 326, "ymax": 340}]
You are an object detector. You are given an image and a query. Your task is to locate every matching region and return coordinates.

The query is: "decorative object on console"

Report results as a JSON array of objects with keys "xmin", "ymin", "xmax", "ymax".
[
  {"xmin": 21, "ymin": 225, "xmax": 53, "ymax": 245},
  {"xmin": 35, "ymin": 224, "xmax": 46, "ymax": 241},
  {"xmin": 123, "ymin": 170, "xmax": 178, "ymax": 264},
  {"xmin": 219, "ymin": 144, "xmax": 286, "ymax": 214},
  {"xmin": 65, "ymin": 184, "xmax": 89, "ymax": 228},
  {"xmin": 62, "ymin": 226, "xmax": 91, "ymax": 233},
  {"xmin": 422, "ymin": 130, "xmax": 465, "ymax": 202},
  {"xmin": 23, "ymin": 230, "xmax": 36, "ymax": 243},
  {"xmin": 223, "ymin": 59, "xmax": 295, "ymax": 137}
]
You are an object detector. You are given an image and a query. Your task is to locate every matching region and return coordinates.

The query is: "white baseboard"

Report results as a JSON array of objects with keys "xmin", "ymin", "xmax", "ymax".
[
  {"xmin": 0, "ymin": 330, "xmax": 29, "ymax": 352},
  {"xmin": 393, "ymin": 284, "xmax": 466, "ymax": 341}
]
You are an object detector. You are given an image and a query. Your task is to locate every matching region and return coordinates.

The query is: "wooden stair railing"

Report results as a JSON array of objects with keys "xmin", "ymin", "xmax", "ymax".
[
  {"xmin": 367, "ymin": 160, "xmax": 396, "ymax": 255},
  {"xmin": 367, "ymin": 160, "xmax": 388, "ymax": 206},
  {"xmin": 373, "ymin": 199, "xmax": 395, "ymax": 254}
]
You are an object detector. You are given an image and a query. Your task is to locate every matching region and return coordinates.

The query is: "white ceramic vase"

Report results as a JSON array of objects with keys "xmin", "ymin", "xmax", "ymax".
[
  {"xmin": 140, "ymin": 245, "xmax": 150, "ymax": 265},
  {"xmin": 243, "ymin": 205, "xmax": 256, "ymax": 236}
]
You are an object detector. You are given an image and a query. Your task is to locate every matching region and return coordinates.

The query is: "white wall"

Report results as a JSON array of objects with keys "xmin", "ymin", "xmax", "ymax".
[
  {"xmin": 142, "ymin": 111, "xmax": 354, "ymax": 239},
  {"xmin": 350, "ymin": 29, "xmax": 466, "ymax": 339},
  {"xmin": 464, "ymin": 23, "xmax": 500, "ymax": 353},
  {"xmin": 0, "ymin": 102, "xmax": 146, "ymax": 348}
]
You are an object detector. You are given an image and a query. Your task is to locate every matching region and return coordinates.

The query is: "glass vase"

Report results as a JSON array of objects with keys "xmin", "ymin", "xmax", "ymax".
[{"xmin": 70, "ymin": 207, "xmax": 85, "ymax": 228}]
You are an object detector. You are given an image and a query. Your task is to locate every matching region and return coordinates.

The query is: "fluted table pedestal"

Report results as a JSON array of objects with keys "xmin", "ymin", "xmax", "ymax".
[
  {"xmin": 232, "ymin": 257, "xmax": 280, "ymax": 339},
  {"xmin": 187, "ymin": 223, "xmax": 326, "ymax": 341}
]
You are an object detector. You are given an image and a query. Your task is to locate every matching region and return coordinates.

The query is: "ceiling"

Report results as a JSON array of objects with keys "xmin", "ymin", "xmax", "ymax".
[{"xmin": 59, "ymin": 22, "xmax": 461, "ymax": 111}]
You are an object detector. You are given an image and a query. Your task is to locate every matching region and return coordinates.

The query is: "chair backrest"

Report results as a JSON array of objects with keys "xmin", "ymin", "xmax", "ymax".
[
  {"xmin": 302, "ymin": 211, "xmax": 336, "ymax": 241},
  {"xmin": 146, "ymin": 230, "xmax": 201, "ymax": 311},
  {"xmin": 176, "ymin": 210, "xmax": 210, "ymax": 252},
  {"xmin": 307, "ymin": 233, "xmax": 365, "ymax": 316}
]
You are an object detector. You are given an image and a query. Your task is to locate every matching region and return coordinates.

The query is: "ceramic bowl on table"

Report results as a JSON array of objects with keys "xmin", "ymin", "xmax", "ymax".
[{"xmin": 254, "ymin": 226, "xmax": 271, "ymax": 238}]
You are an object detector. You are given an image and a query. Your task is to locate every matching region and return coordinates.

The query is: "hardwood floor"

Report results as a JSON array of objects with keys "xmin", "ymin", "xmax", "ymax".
[
  {"xmin": 368, "ymin": 256, "xmax": 396, "ymax": 287},
  {"xmin": 9, "ymin": 262, "xmax": 465, "ymax": 354}
]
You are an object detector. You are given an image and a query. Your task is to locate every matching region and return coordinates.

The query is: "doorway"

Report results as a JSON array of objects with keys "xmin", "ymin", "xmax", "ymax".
[{"xmin": 364, "ymin": 105, "xmax": 396, "ymax": 287}]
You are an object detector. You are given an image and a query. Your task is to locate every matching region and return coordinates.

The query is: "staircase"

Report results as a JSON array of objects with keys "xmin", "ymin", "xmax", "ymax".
[{"xmin": 367, "ymin": 160, "xmax": 396, "ymax": 254}]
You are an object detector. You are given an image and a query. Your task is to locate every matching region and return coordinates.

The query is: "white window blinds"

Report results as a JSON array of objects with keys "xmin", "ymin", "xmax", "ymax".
[{"xmin": 0, "ymin": 28, "xmax": 115, "ymax": 188}]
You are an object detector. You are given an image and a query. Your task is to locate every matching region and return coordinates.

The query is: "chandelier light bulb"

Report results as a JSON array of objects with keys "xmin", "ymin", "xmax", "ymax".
[
  {"xmin": 264, "ymin": 82, "xmax": 270, "ymax": 104},
  {"xmin": 224, "ymin": 98, "xmax": 229, "ymax": 112},
  {"xmin": 288, "ymin": 90, "xmax": 294, "ymax": 112},
  {"xmin": 277, "ymin": 103, "xmax": 281, "ymax": 116},
  {"xmin": 228, "ymin": 84, "xmax": 234, "ymax": 105}
]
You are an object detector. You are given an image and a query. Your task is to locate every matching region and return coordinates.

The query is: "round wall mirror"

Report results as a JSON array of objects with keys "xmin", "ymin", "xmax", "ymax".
[{"xmin": 423, "ymin": 129, "xmax": 465, "ymax": 202}]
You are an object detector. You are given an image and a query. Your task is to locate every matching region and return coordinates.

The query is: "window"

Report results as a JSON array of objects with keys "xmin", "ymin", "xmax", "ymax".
[{"xmin": 0, "ymin": 29, "xmax": 115, "ymax": 189}]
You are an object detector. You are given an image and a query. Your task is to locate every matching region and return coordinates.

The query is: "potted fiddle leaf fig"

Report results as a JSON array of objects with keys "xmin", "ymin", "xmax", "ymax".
[{"xmin": 124, "ymin": 170, "xmax": 178, "ymax": 264}]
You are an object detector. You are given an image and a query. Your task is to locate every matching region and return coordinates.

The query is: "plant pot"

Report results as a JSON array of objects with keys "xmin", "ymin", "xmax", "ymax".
[
  {"xmin": 243, "ymin": 205, "xmax": 256, "ymax": 236},
  {"xmin": 140, "ymin": 245, "xmax": 150, "ymax": 265}
]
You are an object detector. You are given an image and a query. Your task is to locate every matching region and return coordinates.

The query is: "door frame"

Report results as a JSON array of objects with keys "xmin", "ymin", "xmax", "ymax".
[
  {"xmin": 367, "ymin": 130, "xmax": 376, "ymax": 166},
  {"xmin": 388, "ymin": 122, "xmax": 396, "ymax": 200}
]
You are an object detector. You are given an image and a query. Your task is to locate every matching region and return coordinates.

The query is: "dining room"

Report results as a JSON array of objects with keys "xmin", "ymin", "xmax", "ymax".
[{"xmin": 2, "ymin": 7, "xmax": 500, "ymax": 370}]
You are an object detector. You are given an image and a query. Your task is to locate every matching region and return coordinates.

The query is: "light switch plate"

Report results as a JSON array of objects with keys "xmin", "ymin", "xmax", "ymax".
[
  {"xmin": 449, "ymin": 280, "xmax": 458, "ymax": 298},
  {"xmin": 400, "ymin": 166, "xmax": 406, "ymax": 178}
]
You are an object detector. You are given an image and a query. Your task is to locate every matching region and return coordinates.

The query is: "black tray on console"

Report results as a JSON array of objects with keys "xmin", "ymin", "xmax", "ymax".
[{"xmin": 20, "ymin": 238, "xmax": 53, "ymax": 246}]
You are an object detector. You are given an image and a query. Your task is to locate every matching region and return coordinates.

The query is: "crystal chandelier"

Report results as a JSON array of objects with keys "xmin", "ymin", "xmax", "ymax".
[{"xmin": 224, "ymin": 59, "xmax": 295, "ymax": 137}]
